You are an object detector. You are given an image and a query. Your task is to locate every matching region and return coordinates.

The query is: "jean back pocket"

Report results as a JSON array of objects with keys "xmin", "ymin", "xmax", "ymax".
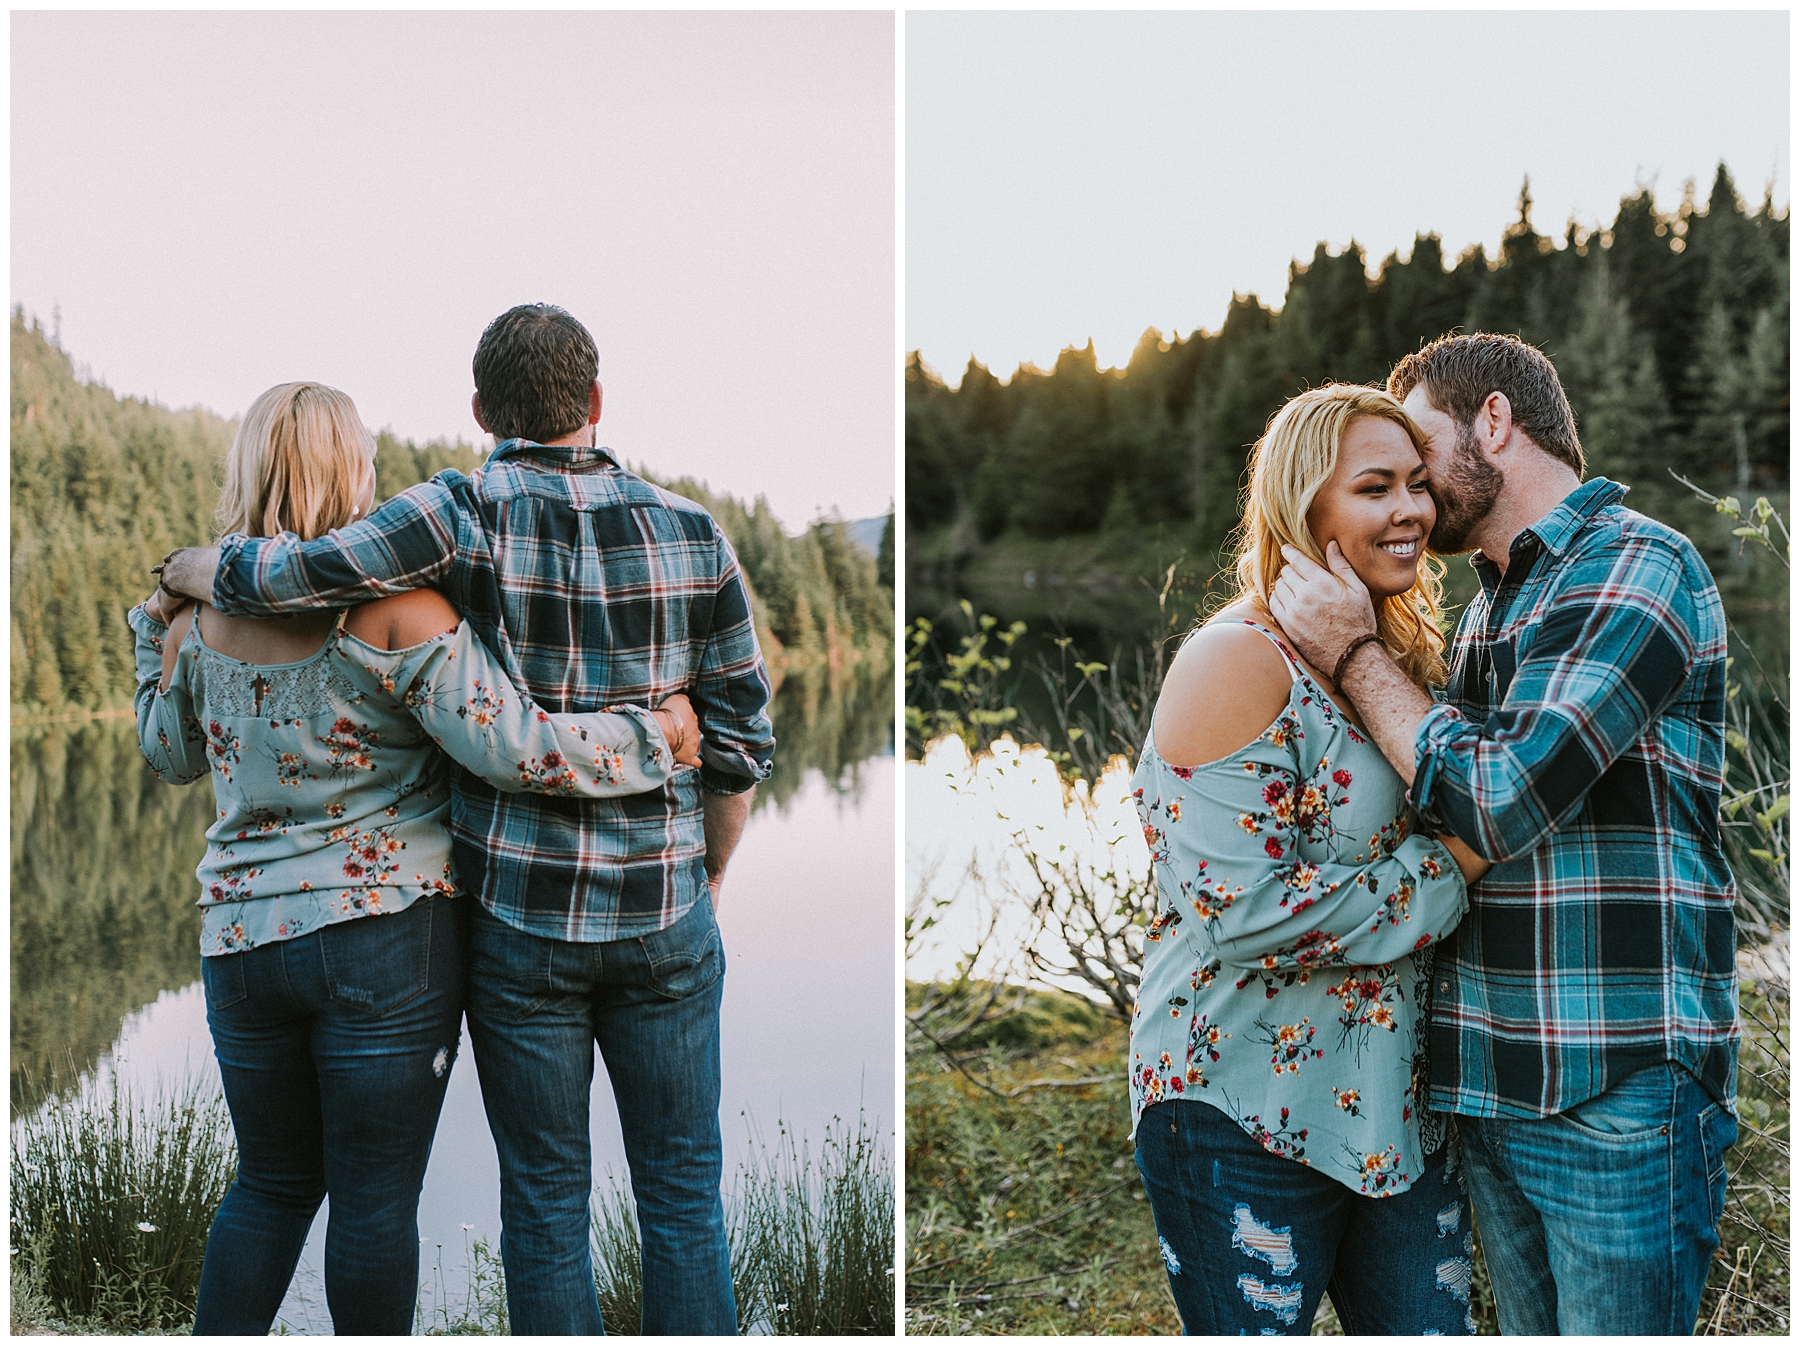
[
  {"xmin": 201, "ymin": 950, "xmax": 249, "ymax": 1012},
  {"xmin": 641, "ymin": 897, "xmax": 724, "ymax": 1001},
  {"xmin": 321, "ymin": 900, "xmax": 435, "ymax": 1016}
]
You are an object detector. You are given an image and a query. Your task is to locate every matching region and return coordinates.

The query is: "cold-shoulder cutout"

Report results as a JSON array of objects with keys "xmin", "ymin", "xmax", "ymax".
[
  {"xmin": 1151, "ymin": 620, "xmax": 1298, "ymax": 768},
  {"xmin": 344, "ymin": 588, "xmax": 460, "ymax": 652}
]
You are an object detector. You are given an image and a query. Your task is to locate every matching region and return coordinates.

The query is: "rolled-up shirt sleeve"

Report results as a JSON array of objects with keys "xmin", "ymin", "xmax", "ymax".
[
  {"xmin": 692, "ymin": 530, "xmax": 776, "ymax": 794},
  {"xmin": 1411, "ymin": 535, "xmax": 1699, "ymax": 864},
  {"xmin": 213, "ymin": 477, "xmax": 463, "ymax": 616}
]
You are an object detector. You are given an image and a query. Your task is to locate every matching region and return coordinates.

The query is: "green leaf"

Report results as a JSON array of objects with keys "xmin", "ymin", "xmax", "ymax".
[{"xmin": 1755, "ymin": 795, "xmax": 1789, "ymax": 830}]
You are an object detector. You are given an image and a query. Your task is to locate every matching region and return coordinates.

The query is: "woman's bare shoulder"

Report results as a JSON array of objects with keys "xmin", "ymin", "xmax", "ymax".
[
  {"xmin": 344, "ymin": 589, "xmax": 459, "ymax": 651},
  {"xmin": 1150, "ymin": 616, "xmax": 1296, "ymax": 768},
  {"xmin": 158, "ymin": 603, "xmax": 200, "ymax": 690}
]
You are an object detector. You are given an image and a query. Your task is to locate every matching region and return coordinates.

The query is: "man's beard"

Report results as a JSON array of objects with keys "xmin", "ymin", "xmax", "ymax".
[{"xmin": 1428, "ymin": 421, "xmax": 1504, "ymax": 554}]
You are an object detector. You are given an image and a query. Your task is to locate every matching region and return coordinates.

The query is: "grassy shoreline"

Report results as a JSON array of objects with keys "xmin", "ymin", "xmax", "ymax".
[{"xmin": 11, "ymin": 1078, "xmax": 896, "ymax": 1337}]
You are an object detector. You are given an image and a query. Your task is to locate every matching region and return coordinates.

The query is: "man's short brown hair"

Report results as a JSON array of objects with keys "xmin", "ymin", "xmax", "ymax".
[
  {"xmin": 472, "ymin": 304, "xmax": 599, "ymax": 444},
  {"xmin": 1387, "ymin": 333, "xmax": 1584, "ymax": 476}
]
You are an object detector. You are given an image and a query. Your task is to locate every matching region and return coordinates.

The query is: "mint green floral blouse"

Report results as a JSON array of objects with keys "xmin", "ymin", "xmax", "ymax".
[
  {"xmin": 130, "ymin": 603, "xmax": 676, "ymax": 958},
  {"xmin": 1129, "ymin": 621, "xmax": 1469, "ymax": 1197}
]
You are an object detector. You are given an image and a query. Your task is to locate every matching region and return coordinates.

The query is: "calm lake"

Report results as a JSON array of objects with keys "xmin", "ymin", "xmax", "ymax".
[{"xmin": 11, "ymin": 668, "xmax": 894, "ymax": 1332}]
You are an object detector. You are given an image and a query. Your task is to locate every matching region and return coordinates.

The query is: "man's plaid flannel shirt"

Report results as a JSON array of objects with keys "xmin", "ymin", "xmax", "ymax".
[
  {"xmin": 1413, "ymin": 477, "xmax": 1738, "ymax": 1120},
  {"xmin": 213, "ymin": 438, "xmax": 775, "ymax": 943}
]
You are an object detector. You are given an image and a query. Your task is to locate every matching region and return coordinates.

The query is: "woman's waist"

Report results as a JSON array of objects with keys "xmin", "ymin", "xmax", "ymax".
[
  {"xmin": 1133, "ymin": 960, "xmax": 1432, "ymax": 1050},
  {"xmin": 199, "ymin": 805, "xmax": 455, "ymax": 900}
]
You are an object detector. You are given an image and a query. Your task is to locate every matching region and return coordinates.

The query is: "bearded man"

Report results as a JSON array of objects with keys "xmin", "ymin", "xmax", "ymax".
[{"xmin": 1270, "ymin": 332, "xmax": 1739, "ymax": 1336}]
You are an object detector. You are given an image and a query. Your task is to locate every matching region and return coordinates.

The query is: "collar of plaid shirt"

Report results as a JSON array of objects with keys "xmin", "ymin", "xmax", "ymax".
[
  {"xmin": 1469, "ymin": 475, "xmax": 1627, "ymax": 587},
  {"xmin": 486, "ymin": 436, "xmax": 619, "ymax": 473}
]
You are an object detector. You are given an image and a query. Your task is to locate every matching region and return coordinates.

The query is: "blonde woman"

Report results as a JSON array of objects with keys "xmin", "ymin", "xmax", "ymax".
[
  {"xmin": 130, "ymin": 382, "xmax": 701, "ymax": 1335},
  {"xmin": 1128, "ymin": 384, "xmax": 1490, "ymax": 1335}
]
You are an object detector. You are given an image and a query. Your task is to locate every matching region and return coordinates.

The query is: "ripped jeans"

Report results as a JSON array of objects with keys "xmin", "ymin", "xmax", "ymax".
[
  {"xmin": 1135, "ymin": 1099, "xmax": 1474, "ymax": 1335},
  {"xmin": 193, "ymin": 895, "xmax": 466, "ymax": 1335}
]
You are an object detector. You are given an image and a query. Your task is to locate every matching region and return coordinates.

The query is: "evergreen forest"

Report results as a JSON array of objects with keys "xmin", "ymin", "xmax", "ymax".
[
  {"xmin": 11, "ymin": 309, "xmax": 893, "ymax": 716},
  {"xmin": 907, "ymin": 165, "xmax": 1788, "ymax": 631}
]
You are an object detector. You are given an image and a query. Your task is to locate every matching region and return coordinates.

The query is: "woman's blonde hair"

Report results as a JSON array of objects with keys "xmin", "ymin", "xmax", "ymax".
[
  {"xmin": 1228, "ymin": 383, "xmax": 1448, "ymax": 687},
  {"xmin": 216, "ymin": 382, "xmax": 375, "ymax": 541}
]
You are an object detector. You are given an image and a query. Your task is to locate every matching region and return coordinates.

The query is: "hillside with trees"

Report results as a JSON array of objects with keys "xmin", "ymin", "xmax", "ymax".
[
  {"xmin": 907, "ymin": 165, "xmax": 1788, "ymax": 629},
  {"xmin": 10, "ymin": 310, "xmax": 892, "ymax": 715}
]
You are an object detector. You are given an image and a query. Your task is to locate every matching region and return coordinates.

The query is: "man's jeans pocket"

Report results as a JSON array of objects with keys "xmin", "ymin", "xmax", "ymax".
[
  {"xmin": 201, "ymin": 950, "xmax": 248, "ymax": 1012},
  {"xmin": 1699, "ymin": 1102, "xmax": 1737, "ymax": 1226},
  {"xmin": 1553, "ymin": 1063, "xmax": 1677, "ymax": 1143},
  {"xmin": 642, "ymin": 898, "xmax": 724, "ymax": 1001},
  {"xmin": 321, "ymin": 899, "xmax": 435, "ymax": 1016}
]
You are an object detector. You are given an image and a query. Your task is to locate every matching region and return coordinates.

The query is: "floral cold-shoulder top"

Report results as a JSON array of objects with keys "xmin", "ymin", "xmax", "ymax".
[
  {"xmin": 130, "ymin": 603, "xmax": 677, "ymax": 958},
  {"xmin": 1129, "ymin": 620, "xmax": 1469, "ymax": 1197}
]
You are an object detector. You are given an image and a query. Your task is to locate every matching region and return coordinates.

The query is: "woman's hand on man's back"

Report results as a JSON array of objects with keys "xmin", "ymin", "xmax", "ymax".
[{"xmin": 656, "ymin": 693, "xmax": 703, "ymax": 767}]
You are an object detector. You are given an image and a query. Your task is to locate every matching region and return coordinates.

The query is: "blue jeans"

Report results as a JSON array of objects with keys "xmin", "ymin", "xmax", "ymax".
[
  {"xmin": 1134, "ymin": 1099, "xmax": 1475, "ymax": 1335},
  {"xmin": 1458, "ymin": 1061, "xmax": 1736, "ymax": 1334},
  {"xmin": 193, "ymin": 895, "xmax": 465, "ymax": 1334},
  {"xmin": 465, "ymin": 895, "xmax": 735, "ymax": 1335}
]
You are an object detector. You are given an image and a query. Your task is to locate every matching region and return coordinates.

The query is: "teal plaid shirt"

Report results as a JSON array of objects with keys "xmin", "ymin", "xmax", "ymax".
[
  {"xmin": 213, "ymin": 438, "xmax": 775, "ymax": 943},
  {"xmin": 1413, "ymin": 478, "xmax": 1738, "ymax": 1119}
]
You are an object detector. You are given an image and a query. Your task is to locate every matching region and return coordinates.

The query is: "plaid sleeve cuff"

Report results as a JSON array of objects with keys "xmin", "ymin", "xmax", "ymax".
[
  {"xmin": 1409, "ymin": 701, "xmax": 1468, "ymax": 825},
  {"xmin": 699, "ymin": 757, "xmax": 773, "ymax": 795}
]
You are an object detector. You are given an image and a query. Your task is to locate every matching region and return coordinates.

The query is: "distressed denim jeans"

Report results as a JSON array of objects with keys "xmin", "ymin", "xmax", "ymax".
[
  {"xmin": 1457, "ymin": 1061, "xmax": 1736, "ymax": 1334},
  {"xmin": 1134, "ymin": 1098, "xmax": 1475, "ymax": 1334},
  {"xmin": 465, "ymin": 895, "xmax": 735, "ymax": 1335},
  {"xmin": 193, "ymin": 895, "xmax": 466, "ymax": 1335}
]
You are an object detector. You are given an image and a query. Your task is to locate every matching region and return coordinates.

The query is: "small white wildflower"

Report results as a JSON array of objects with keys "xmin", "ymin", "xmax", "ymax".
[
  {"xmin": 137, "ymin": 1222, "xmax": 158, "ymax": 1233},
  {"xmin": 461, "ymin": 1223, "xmax": 474, "ymax": 1231}
]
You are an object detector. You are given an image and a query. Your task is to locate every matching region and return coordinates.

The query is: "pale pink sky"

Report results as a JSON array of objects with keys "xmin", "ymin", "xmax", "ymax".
[{"xmin": 13, "ymin": 11, "xmax": 895, "ymax": 527}]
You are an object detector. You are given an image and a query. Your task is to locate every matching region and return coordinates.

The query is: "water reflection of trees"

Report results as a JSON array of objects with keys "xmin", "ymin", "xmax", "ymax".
[
  {"xmin": 759, "ymin": 663, "xmax": 894, "ymax": 812},
  {"xmin": 11, "ymin": 672, "xmax": 893, "ymax": 1109},
  {"xmin": 11, "ymin": 719, "xmax": 210, "ymax": 1110}
]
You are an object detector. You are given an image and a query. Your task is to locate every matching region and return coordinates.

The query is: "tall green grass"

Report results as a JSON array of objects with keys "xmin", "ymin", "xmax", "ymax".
[
  {"xmin": 743, "ymin": 1115, "xmax": 896, "ymax": 1334},
  {"xmin": 590, "ymin": 1114, "xmax": 896, "ymax": 1335},
  {"xmin": 13, "ymin": 1070, "xmax": 894, "ymax": 1336},
  {"xmin": 420, "ymin": 1114, "xmax": 896, "ymax": 1335},
  {"xmin": 9, "ymin": 1069, "xmax": 235, "ymax": 1332}
]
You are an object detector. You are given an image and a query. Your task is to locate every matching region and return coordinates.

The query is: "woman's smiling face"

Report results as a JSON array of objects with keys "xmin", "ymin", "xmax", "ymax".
[{"xmin": 1304, "ymin": 415, "xmax": 1435, "ymax": 599}]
